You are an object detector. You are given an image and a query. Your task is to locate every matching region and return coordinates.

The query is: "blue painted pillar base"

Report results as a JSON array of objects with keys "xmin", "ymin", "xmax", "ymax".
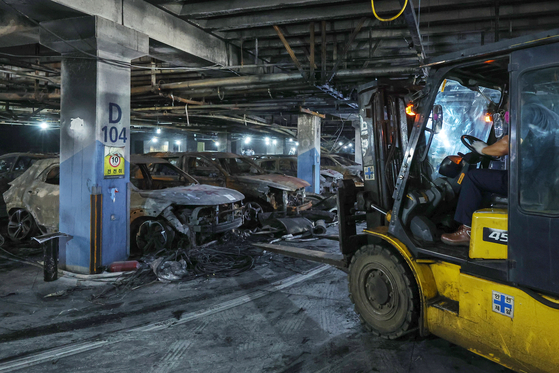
[
  {"xmin": 41, "ymin": 16, "xmax": 148, "ymax": 273},
  {"xmin": 297, "ymin": 114, "xmax": 321, "ymax": 194}
]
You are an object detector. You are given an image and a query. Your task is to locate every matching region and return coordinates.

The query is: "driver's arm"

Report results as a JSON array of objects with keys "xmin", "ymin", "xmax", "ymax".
[{"xmin": 482, "ymin": 135, "xmax": 509, "ymax": 157}]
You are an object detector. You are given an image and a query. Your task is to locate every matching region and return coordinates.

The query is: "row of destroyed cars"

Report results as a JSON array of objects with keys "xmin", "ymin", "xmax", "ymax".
[
  {"xmin": 251, "ymin": 154, "xmax": 363, "ymax": 194},
  {"xmin": 0, "ymin": 151, "xmax": 363, "ymax": 253}
]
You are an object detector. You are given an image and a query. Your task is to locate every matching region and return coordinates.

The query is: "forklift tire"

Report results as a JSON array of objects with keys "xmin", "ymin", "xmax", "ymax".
[{"xmin": 348, "ymin": 245, "xmax": 419, "ymax": 339}]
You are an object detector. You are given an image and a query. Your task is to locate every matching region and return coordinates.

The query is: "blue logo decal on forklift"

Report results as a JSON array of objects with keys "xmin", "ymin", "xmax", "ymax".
[
  {"xmin": 492, "ymin": 291, "xmax": 514, "ymax": 318},
  {"xmin": 364, "ymin": 166, "xmax": 375, "ymax": 181}
]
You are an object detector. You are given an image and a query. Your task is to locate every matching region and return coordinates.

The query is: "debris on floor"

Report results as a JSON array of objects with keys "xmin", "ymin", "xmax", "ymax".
[
  {"xmin": 90, "ymin": 232, "xmax": 260, "ymax": 299},
  {"xmin": 250, "ymin": 209, "xmax": 337, "ymax": 243}
]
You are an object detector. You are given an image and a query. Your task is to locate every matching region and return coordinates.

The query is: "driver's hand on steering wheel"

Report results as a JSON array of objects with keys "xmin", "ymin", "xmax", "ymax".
[{"xmin": 471, "ymin": 140, "xmax": 488, "ymax": 155}]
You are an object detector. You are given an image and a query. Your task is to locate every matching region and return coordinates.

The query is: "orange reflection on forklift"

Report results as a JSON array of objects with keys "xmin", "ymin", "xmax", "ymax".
[{"xmin": 405, "ymin": 104, "xmax": 416, "ymax": 116}]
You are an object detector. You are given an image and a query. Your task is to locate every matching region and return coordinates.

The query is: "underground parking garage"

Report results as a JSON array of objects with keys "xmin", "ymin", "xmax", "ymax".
[{"xmin": 2, "ymin": 0, "xmax": 559, "ymax": 372}]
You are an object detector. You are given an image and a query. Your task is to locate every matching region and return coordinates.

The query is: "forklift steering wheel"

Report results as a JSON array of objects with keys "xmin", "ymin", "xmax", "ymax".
[{"xmin": 460, "ymin": 135, "xmax": 499, "ymax": 161}]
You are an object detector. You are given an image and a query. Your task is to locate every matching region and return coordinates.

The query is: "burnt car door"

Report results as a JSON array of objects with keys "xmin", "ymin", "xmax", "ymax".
[
  {"xmin": 185, "ymin": 156, "xmax": 226, "ymax": 187},
  {"xmin": 0, "ymin": 155, "xmax": 17, "ymax": 217},
  {"xmin": 259, "ymin": 159, "xmax": 278, "ymax": 173},
  {"xmin": 279, "ymin": 158, "xmax": 297, "ymax": 177},
  {"xmin": 24, "ymin": 164, "xmax": 59, "ymax": 231},
  {"xmin": 13, "ymin": 156, "xmax": 39, "ymax": 179},
  {"xmin": 508, "ymin": 44, "xmax": 559, "ymax": 295},
  {"xmin": 0, "ymin": 155, "xmax": 16, "ymax": 188}
]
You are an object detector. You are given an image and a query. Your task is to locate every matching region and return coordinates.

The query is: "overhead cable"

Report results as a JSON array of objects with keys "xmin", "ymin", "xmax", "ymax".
[{"xmin": 371, "ymin": 0, "xmax": 409, "ymax": 22}]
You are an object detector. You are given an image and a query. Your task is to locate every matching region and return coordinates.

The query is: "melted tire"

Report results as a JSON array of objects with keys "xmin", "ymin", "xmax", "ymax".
[{"xmin": 348, "ymin": 245, "xmax": 419, "ymax": 339}]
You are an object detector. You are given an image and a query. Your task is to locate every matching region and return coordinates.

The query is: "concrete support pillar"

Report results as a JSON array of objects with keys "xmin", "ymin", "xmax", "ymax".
[
  {"xmin": 297, "ymin": 115, "xmax": 321, "ymax": 194},
  {"xmin": 186, "ymin": 133, "xmax": 197, "ymax": 151},
  {"xmin": 41, "ymin": 16, "xmax": 148, "ymax": 273},
  {"xmin": 217, "ymin": 132, "xmax": 232, "ymax": 152}
]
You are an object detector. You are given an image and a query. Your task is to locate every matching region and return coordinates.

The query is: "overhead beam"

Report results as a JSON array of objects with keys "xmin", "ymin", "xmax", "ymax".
[
  {"xmin": 226, "ymin": 13, "xmax": 559, "ymax": 43},
  {"xmin": 223, "ymin": 18, "xmax": 407, "ymax": 40},
  {"xmin": 197, "ymin": 0, "xmax": 499, "ymax": 31},
  {"xmin": 241, "ymin": 29, "xmax": 410, "ymax": 49},
  {"xmin": 309, "ymin": 22, "xmax": 315, "ymax": 84},
  {"xmin": 0, "ymin": 7, "xmax": 39, "ymax": 48},
  {"xmin": 6, "ymin": 0, "xmax": 239, "ymax": 66},
  {"xmin": 326, "ymin": 17, "xmax": 367, "ymax": 82},
  {"xmin": 262, "ymin": 32, "xmax": 493, "ymax": 58},
  {"xmin": 321, "ymin": 21, "xmax": 327, "ymax": 82},
  {"xmin": 201, "ymin": 0, "xmax": 559, "ymax": 33},
  {"xmin": 178, "ymin": 0, "xmax": 352, "ymax": 18},
  {"xmin": 273, "ymin": 25, "xmax": 307, "ymax": 79},
  {"xmin": 259, "ymin": 43, "xmax": 418, "ymax": 58}
]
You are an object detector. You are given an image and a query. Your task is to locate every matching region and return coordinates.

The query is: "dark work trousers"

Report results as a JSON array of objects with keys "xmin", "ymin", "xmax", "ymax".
[{"xmin": 454, "ymin": 169, "xmax": 508, "ymax": 227}]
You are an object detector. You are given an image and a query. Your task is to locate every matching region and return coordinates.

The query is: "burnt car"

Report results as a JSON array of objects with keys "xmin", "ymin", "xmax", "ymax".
[
  {"xmin": 253, "ymin": 155, "xmax": 343, "ymax": 195},
  {"xmin": 321, "ymin": 154, "xmax": 364, "ymax": 187},
  {"xmin": 3, "ymin": 155, "xmax": 244, "ymax": 252},
  {"xmin": 0, "ymin": 153, "xmax": 52, "ymax": 218},
  {"xmin": 150, "ymin": 152, "xmax": 311, "ymax": 212}
]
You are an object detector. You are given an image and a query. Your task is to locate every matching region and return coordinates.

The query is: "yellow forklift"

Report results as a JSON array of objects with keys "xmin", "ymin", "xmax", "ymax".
[{"xmin": 256, "ymin": 29, "xmax": 559, "ymax": 372}]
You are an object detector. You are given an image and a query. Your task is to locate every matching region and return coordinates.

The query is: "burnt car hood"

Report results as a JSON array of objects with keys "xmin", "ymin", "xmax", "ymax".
[
  {"xmin": 321, "ymin": 168, "xmax": 344, "ymax": 179},
  {"xmin": 233, "ymin": 174, "xmax": 309, "ymax": 192},
  {"xmin": 345, "ymin": 165, "xmax": 362, "ymax": 175},
  {"xmin": 133, "ymin": 184, "xmax": 244, "ymax": 205}
]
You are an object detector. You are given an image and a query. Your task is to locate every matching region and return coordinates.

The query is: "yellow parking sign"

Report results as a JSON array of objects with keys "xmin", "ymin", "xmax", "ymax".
[{"xmin": 104, "ymin": 147, "xmax": 125, "ymax": 178}]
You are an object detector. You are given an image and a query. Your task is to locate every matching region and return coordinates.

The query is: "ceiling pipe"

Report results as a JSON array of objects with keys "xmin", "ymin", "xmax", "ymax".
[
  {"xmin": 131, "ymin": 72, "xmax": 303, "ymax": 95},
  {"xmin": 0, "ymin": 92, "xmax": 60, "ymax": 101},
  {"xmin": 131, "ymin": 66, "xmax": 418, "ymax": 95},
  {"xmin": 335, "ymin": 66, "xmax": 418, "ymax": 78}
]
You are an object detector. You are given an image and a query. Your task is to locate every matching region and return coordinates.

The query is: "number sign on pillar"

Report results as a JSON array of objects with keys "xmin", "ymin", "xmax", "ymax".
[
  {"xmin": 101, "ymin": 103, "xmax": 127, "ymax": 179},
  {"xmin": 100, "ymin": 103, "xmax": 128, "ymax": 146}
]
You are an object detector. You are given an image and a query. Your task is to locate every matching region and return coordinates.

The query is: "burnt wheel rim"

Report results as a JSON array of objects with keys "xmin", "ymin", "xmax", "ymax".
[
  {"xmin": 360, "ymin": 263, "xmax": 399, "ymax": 320},
  {"xmin": 8, "ymin": 210, "xmax": 33, "ymax": 240},
  {"xmin": 136, "ymin": 220, "xmax": 168, "ymax": 253},
  {"xmin": 244, "ymin": 202, "xmax": 263, "ymax": 222}
]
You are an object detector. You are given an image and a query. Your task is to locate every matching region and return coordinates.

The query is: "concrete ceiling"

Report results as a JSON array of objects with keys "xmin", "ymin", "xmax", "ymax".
[{"xmin": 0, "ymin": 0, "xmax": 558, "ymax": 141}]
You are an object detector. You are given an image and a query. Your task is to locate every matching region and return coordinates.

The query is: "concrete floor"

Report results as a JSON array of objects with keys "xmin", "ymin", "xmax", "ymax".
[{"xmin": 0, "ymin": 225, "xmax": 511, "ymax": 373}]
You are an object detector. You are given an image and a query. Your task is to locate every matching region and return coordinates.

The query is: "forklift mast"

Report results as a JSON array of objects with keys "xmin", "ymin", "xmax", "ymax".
[{"xmin": 337, "ymin": 81, "xmax": 411, "ymax": 257}]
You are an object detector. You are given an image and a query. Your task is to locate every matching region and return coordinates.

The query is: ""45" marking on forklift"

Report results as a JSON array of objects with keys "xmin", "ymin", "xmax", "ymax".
[
  {"xmin": 483, "ymin": 228, "xmax": 508, "ymax": 245},
  {"xmin": 492, "ymin": 291, "xmax": 514, "ymax": 318}
]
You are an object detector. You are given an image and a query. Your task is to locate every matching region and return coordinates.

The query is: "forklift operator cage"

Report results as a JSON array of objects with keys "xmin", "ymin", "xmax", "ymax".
[{"xmin": 386, "ymin": 29, "xmax": 559, "ymax": 297}]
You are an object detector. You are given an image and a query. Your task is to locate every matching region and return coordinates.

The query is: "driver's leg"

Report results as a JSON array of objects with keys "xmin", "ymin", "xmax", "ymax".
[{"xmin": 442, "ymin": 169, "xmax": 507, "ymax": 246}]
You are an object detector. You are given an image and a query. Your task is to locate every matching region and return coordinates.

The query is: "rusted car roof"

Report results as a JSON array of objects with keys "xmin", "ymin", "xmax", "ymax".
[
  {"xmin": 151, "ymin": 151, "xmax": 240, "ymax": 159},
  {"xmin": 131, "ymin": 154, "xmax": 175, "ymax": 165}
]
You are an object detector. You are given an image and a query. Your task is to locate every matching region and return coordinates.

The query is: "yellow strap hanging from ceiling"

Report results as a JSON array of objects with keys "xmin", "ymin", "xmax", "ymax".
[{"xmin": 371, "ymin": 0, "xmax": 409, "ymax": 22}]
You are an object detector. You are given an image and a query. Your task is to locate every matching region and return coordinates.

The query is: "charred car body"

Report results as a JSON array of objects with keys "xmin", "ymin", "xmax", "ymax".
[
  {"xmin": 320, "ymin": 154, "xmax": 364, "ymax": 187},
  {"xmin": 0, "ymin": 153, "xmax": 52, "ymax": 218},
  {"xmin": 3, "ymin": 155, "xmax": 244, "ymax": 252},
  {"xmin": 150, "ymin": 152, "xmax": 311, "ymax": 212},
  {"xmin": 253, "ymin": 155, "xmax": 343, "ymax": 195}
]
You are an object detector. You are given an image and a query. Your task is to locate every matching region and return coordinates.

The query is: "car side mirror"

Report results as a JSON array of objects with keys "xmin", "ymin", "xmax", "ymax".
[{"xmin": 432, "ymin": 105, "xmax": 443, "ymax": 134}]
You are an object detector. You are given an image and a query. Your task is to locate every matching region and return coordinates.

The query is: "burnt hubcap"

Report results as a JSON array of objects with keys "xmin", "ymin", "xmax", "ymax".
[
  {"xmin": 137, "ymin": 220, "xmax": 168, "ymax": 253},
  {"xmin": 8, "ymin": 209, "xmax": 33, "ymax": 240}
]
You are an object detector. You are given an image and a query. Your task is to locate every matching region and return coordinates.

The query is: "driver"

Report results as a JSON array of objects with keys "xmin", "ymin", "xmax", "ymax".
[{"xmin": 441, "ymin": 135, "xmax": 509, "ymax": 246}]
